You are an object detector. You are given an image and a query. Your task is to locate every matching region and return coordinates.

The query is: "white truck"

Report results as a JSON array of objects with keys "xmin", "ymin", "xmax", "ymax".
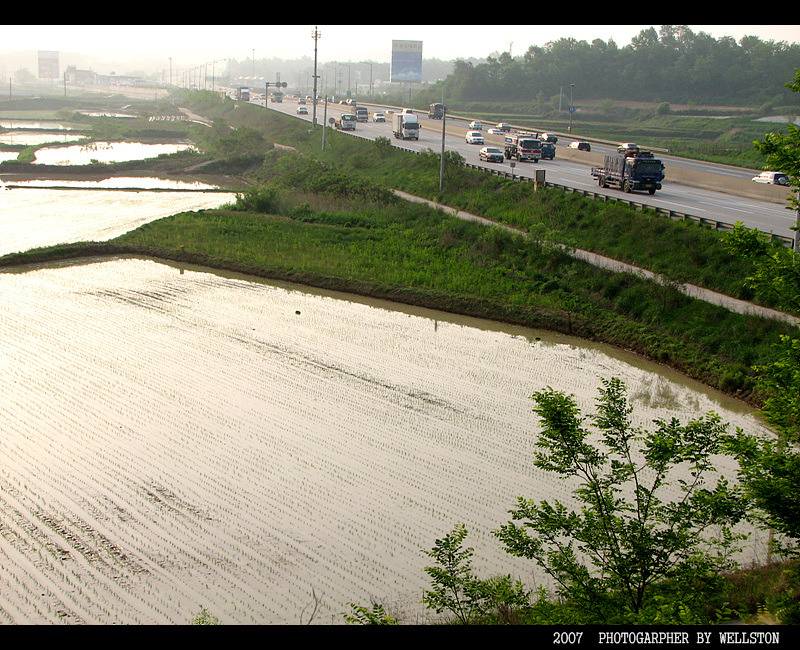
[
  {"xmin": 392, "ymin": 112, "xmax": 419, "ymax": 140},
  {"xmin": 504, "ymin": 133, "xmax": 542, "ymax": 162},
  {"xmin": 335, "ymin": 113, "xmax": 357, "ymax": 130}
]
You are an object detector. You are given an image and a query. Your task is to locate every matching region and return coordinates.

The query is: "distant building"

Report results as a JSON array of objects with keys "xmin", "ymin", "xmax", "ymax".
[{"xmin": 65, "ymin": 65, "xmax": 98, "ymax": 86}]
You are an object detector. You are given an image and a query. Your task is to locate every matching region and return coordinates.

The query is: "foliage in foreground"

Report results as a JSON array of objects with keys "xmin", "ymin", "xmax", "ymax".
[
  {"xmin": 493, "ymin": 378, "xmax": 748, "ymax": 624},
  {"xmin": 725, "ymin": 224, "xmax": 800, "ymax": 557}
]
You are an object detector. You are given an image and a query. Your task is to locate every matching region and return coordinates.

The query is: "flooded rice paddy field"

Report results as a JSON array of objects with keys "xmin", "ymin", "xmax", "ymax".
[
  {"xmin": 0, "ymin": 255, "xmax": 772, "ymax": 625},
  {"xmin": 0, "ymin": 131, "xmax": 773, "ymax": 624},
  {"xmin": 0, "ymin": 131, "xmax": 85, "ymax": 146},
  {"xmin": 0, "ymin": 185, "xmax": 235, "ymax": 256},
  {"xmin": 31, "ymin": 141, "xmax": 197, "ymax": 166}
]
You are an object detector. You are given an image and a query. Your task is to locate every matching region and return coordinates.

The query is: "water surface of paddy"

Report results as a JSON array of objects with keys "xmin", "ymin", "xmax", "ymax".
[{"xmin": 0, "ymin": 256, "xmax": 771, "ymax": 624}]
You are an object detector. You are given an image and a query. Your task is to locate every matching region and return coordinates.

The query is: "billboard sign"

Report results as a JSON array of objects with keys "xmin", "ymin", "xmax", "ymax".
[
  {"xmin": 391, "ymin": 40, "xmax": 422, "ymax": 82},
  {"xmin": 38, "ymin": 51, "xmax": 59, "ymax": 79}
]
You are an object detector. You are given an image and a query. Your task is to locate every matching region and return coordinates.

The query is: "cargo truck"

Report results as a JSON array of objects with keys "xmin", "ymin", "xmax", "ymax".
[
  {"xmin": 392, "ymin": 112, "xmax": 420, "ymax": 140},
  {"xmin": 334, "ymin": 114, "xmax": 357, "ymax": 130},
  {"xmin": 355, "ymin": 106, "xmax": 369, "ymax": 122},
  {"xmin": 591, "ymin": 151, "xmax": 665, "ymax": 194},
  {"xmin": 504, "ymin": 133, "xmax": 542, "ymax": 162},
  {"xmin": 428, "ymin": 102, "xmax": 444, "ymax": 119},
  {"xmin": 236, "ymin": 87, "xmax": 250, "ymax": 101}
]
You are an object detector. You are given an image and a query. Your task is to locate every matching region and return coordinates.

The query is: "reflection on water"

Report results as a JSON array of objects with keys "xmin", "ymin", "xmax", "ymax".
[
  {"xmin": 0, "ymin": 130, "xmax": 85, "ymax": 146},
  {"xmin": 5, "ymin": 176, "xmax": 219, "ymax": 190},
  {"xmin": 0, "ymin": 186, "xmax": 235, "ymax": 256},
  {"xmin": 0, "ymin": 119, "xmax": 77, "ymax": 130},
  {"xmin": 32, "ymin": 141, "xmax": 197, "ymax": 165}
]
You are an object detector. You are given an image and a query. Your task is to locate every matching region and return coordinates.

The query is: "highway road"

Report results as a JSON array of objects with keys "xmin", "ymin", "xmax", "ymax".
[{"xmin": 254, "ymin": 96, "xmax": 798, "ymax": 242}]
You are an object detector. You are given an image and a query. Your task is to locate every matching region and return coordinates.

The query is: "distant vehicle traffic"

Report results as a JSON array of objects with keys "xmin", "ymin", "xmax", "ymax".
[
  {"xmin": 236, "ymin": 87, "xmax": 250, "ymax": 101},
  {"xmin": 496, "ymin": 123, "xmax": 512, "ymax": 132},
  {"xmin": 752, "ymin": 171, "xmax": 789, "ymax": 185},
  {"xmin": 466, "ymin": 131, "xmax": 485, "ymax": 144},
  {"xmin": 297, "ymin": 106, "xmax": 308, "ymax": 115},
  {"xmin": 541, "ymin": 133, "xmax": 558, "ymax": 143},
  {"xmin": 570, "ymin": 141, "xmax": 591, "ymax": 151},
  {"xmin": 486, "ymin": 128, "xmax": 504, "ymax": 135},
  {"xmin": 469, "ymin": 121, "xmax": 483, "ymax": 130},
  {"xmin": 617, "ymin": 142, "xmax": 639, "ymax": 154},
  {"xmin": 373, "ymin": 112, "xmax": 386, "ymax": 122},
  {"xmin": 479, "ymin": 147, "xmax": 504, "ymax": 162}
]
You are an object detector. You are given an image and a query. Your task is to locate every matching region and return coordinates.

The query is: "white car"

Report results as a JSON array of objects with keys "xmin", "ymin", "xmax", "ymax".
[
  {"xmin": 373, "ymin": 112, "xmax": 386, "ymax": 122},
  {"xmin": 752, "ymin": 170, "xmax": 789, "ymax": 185},
  {"xmin": 465, "ymin": 131, "xmax": 485, "ymax": 144},
  {"xmin": 496, "ymin": 123, "xmax": 512, "ymax": 132},
  {"xmin": 486, "ymin": 128, "xmax": 504, "ymax": 135},
  {"xmin": 469, "ymin": 121, "xmax": 483, "ymax": 130}
]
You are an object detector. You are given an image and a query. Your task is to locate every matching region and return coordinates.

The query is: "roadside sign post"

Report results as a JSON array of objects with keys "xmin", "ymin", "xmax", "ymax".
[{"xmin": 263, "ymin": 81, "xmax": 288, "ymax": 107}]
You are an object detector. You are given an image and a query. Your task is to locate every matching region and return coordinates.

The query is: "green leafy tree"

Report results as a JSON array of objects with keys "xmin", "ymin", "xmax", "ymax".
[
  {"xmin": 725, "ymin": 229, "xmax": 800, "ymax": 554},
  {"xmin": 422, "ymin": 523, "xmax": 529, "ymax": 624},
  {"xmin": 493, "ymin": 378, "xmax": 747, "ymax": 624},
  {"xmin": 753, "ymin": 68, "xmax": 800, "ymax": 214},
  {"xmin": 724, "ymin": 70, "xmax": 800, "ymax": 556}
]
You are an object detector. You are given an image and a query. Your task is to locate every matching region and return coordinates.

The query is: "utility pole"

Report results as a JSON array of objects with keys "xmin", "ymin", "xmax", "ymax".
[
  {"xmin": 311, "ymin": 26, "xmax": 321, "ymax": 128},
  {"xmin": 439, "ymin": 99, "xmax": 447, "ymax": 191}
]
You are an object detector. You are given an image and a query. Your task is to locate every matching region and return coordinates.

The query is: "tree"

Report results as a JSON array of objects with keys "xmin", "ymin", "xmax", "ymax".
[
  {"xmin": 422, "ymin": 523, "xmax": 529, "ymax": 624},
  {"xmin": 493, "ymin": 378, "xmax": 747, "ymax": 624},
  {"xmin": 724, "ymin": 229, "xmax": 800, "ymax": 553},
  {"xmin": 753, "ymin": 68, "xmax": 800, "ymax": 214},
  {"xmin": 723, "ymin": 70, "xmax": 800, "ymax": 556}
]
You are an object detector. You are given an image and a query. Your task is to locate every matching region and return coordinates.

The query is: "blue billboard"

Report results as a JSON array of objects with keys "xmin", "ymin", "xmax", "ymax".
[{"xmin": 391, "ymin": 40, "xmax": 423, "ymax": 83}]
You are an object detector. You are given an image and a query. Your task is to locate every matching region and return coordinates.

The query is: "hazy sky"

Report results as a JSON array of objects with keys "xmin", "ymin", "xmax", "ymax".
[{"xmin": 3, "ymin": 24, "xmax": 800, "ymax": 72}]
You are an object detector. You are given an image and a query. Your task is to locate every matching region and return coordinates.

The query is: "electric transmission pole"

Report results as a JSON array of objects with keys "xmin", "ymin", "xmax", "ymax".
[{"xmin": 311, "ymin": 26, "xmax": 321, "ymax": 128}]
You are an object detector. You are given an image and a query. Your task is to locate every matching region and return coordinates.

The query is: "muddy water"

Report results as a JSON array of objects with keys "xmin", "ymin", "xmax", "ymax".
[{"xmin": 0, "ymin": 256, "xmax": 772, "ymax": 625}]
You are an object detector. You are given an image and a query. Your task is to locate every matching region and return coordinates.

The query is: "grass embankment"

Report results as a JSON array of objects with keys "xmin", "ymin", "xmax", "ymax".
[{"xmin": 3, "ymin": 95, "xmax": 797, "ymax": 405}]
